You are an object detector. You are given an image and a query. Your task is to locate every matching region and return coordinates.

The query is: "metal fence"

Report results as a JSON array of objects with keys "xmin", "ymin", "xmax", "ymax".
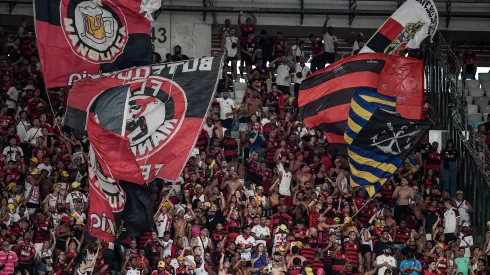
[{"xmin": 425, "ymin": 32, "xmax": 490, "ymax": 236}]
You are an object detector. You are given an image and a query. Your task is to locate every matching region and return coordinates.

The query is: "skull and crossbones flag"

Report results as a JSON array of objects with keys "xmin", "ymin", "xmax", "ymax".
[{"xmin": 345, "ymin": 88, "xmax": 432, "ymax": 196}]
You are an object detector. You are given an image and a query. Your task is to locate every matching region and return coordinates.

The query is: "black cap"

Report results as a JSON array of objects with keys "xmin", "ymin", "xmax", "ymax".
[{"xmin": 385, "ymin": 269, "xmax": 393, "ymax": 273}]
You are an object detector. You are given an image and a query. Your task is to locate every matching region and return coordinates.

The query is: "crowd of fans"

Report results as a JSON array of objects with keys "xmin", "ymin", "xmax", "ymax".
[{"xmin": 0, "ymin": 14, "xmax": 488, "ymax": 275}]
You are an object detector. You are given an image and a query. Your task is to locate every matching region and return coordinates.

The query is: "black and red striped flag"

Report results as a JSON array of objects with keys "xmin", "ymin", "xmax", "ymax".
[
  {"xmin": 299, "ymin": 53, "xmax": 424, "ymax": 156},
  {"xmin": 34, "ymin": 0, "xmax": 160, "ymax": 88}
]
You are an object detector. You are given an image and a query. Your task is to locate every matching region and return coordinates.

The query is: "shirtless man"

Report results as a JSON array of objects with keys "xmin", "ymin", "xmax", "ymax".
[
  {"xmin": 295, "ymin": 164, "xmax": 312, "ymax": 187},
  {"xmin": 269, "ymin": 251, "xmax": 287, "ymax": 275},
  {"xmin": 286, "ymin": 246, "xmax": 306, "ymax": 268},
  {"xmin": 409, "ymin": 195, "xmax": 425, "ymax": 228},
  {"xmin": 173, "ymin": 206, "xmax": 195, "ymax": 244},
  {"xmin": 221, "ymin": 171, "xmax": 243, "ymax": 200},
  {"xmin": 243, "ymin": 90, "xmax": 262, "ymax": 117},
  {"xmin": 290, "ymin": 152, "xmax": 304, "ymax": 179},
  {"xmin": 392, "ymin": 177, "xmax": 414, "ymax": 223},
  {"xmin": 383, "ymin": 209, "xmax": 397, "ymax": 233}
]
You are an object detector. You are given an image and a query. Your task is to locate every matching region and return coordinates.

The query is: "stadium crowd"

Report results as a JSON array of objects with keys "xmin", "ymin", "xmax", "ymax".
[{"xmin": 0, "ymin": 14, "xmax": 488, "ymax": 275}]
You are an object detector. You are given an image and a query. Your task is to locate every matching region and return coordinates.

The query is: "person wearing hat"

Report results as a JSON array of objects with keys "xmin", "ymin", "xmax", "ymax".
[
  {"xmin": 455, "ymin": 190, "xmax": 473, "ymax": 226},
  {"xmin": 151, "ymin": 261, "xmax": 170, "ymax": 275},
  {"xmin": 65, "ymin": 181, "xmax": 87, "ymax": 213},
  {"xmin": 269, "ymin": 251, "xmax": 287, "ymax": 274},
  {"xmin": 459, "ymin": 222, "xmax": 473, "ymax": 258}
]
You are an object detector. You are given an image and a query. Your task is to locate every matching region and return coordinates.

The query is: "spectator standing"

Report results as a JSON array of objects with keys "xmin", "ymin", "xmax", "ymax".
[
  {"xmin": 454, "ymin": 248, "xmax": 469, "ymax": 275},
  {"xmin": 294, "ymin": 57, "xmax": 310, "ymax": 95},
  {"xmin": 443, "ymin": 198, "xmax": 460, "ymax": 243},
  {"xmin": 270, "ymin": 56, "xmax": 293, "ymax": 94},
  {"xmin": 222, "ymin": 28, "xmax": 239, "ymax": 80},
  {"xmin": 215, "ymin": 90, "xmax": 237, "ymax": 130},
  {"xmin": 441, "ymin": 139, "xmax": 458, "ymax": 198},
  {"xmin": 374, "ymin": 247, "xmax": 397, "ymax": 275},
  {"xmin": 309, "ymin": 34, "xmax": 324, "ymax": 73},
  {"xmin": 400, "ymin": 252, "xmax": 422, "ymax": 275},
  {"xmin": 322, "ymin": 15, "xmax": 338, "ymax": 65},
  {"xmin": 0, "ymin": 240, "xmax": 18, "ymax": 275}
]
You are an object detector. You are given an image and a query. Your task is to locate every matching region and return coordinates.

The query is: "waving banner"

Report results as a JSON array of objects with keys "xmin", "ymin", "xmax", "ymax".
[
  {"xmin": 360, "ymin": 0, "xmax": 438, "ymax": 54},
  {"xmin": 299, "ymin": 53, "xmax": 424, "ymax": 156},
  {"xmin": 34, "ymin": 0, "xmax": 160, "ymax": 88},
  {"xmin": 65, "ymin": 57, "xmax": 222, "ymax": 182}
]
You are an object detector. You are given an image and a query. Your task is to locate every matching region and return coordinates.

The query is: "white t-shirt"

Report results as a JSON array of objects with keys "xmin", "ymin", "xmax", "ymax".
[
  {"xmin": 37, "ymin": 163, "xmax": 53, "ymax": 176},
  {"xmin": 65, "ymin": 191, "xmax": 88, "ymax": 213},
  {"xmin": 216, "ymin": 97, "xmax": 236, "ymax": 120},
  {"xmin": 155, "ymin": 213, "xmax": 172, "ymax": 238},
  {"xmin": 6, "ymin": 87, "xmax": 20, "ymax": 108},
  {"xmin": 323, "ymin": 32, "xmax": 338, "ymax": 53},
  {"xmin": 24, "ymin": 127, "xmax": 43, "ymax": 145},
  {"xmin": 291, "ymin": 45, "xmax": 304, "ymax": 58},
  {"xmin": 2, "ymin": 146, "xmax": 23, "ymax": 162},
  {"xmin": 375, "ymin": 255, "xmax": 397, "ymax": 275},
  {"xmin": 279, "ymin": 171, "xmax": 292, "ymax": 196},
  {"xmin": 126, "ymin": 268, "xmax": 141, "ymax": 275},
  {"xmin": 225, "ymin": 36, "xmax": 239, "ymax": 57},
  {"xmin": 24, "ymin": 180, "xmax": 40, "ymax": 205},
  {"xmin": 276, "ymin": 64, "xmax": 291, "ymax": 87},
  {"xmin": 47, "ymin": 193, "xmax": 63, "ymax": 208},
  {"xmin": 251, "ymin": 225, "xmax": 271, "ymax": 246},
  {"xmin": 460, "ymin": 234, "xmax": 473, "ymax": 257},
  {"xmin": 161, "ymin": 239, "xmax": 173, "ymax": 258},
  {"xmin": 235, "ymin": 235, "xmax": 255, "ymax": 261},
  {"xmin": 294, "ymin": 64, "xmax": 310, "ymax": 84},
  {"xmin": 16, "ymin": 121, "xmax": 31, "ymax": 142},
  {"xmin": 444, "ymin": 208, "xmax": 459, "ymax": 234}
]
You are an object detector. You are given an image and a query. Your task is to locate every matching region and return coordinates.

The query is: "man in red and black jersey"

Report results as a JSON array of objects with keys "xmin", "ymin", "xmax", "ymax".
[
  {"xmin": 222, "ymin": 130, "xmax": 238, "ymax": 162},
  {"xmin": 309, "ymin": 34, "xmax": 325, "ymax": 72},
  {"xmin": 15, "ymin": 231, "xmax": 35, "ymax": 275},
  {"xmin": 331, "ymin": 242, "xmax": 348, "ymax": 275},
  {"xmin": 272, "ymin": 32, "xmax": 288, "ymax": 59},
  {"xmin": 393, "ymin": 220, "xmax": 411, "ymax": 252},
  {"xmin": 249, "ymin": 60, "xmax": 269, "ymax": 86},
  {"xmin": 344, "ymin": 231, "xmax": 362, "ymax": 272},
  {"xmin": 241, "ymin": 33, "xmax": 258, "ymax": 79},
  {"xmin": 32, "ymin": 209, "xmax": 52, "ymax": 252},
  {"xmin": 238, "ymin": 12, "xmax": 257, "ymax": 43}
]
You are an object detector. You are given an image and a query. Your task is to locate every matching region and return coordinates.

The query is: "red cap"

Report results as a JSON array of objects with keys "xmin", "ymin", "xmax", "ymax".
[
  {"xmin": 60, "ymin": 216, "xmax": 71, "ymax": 224},
  {"xmin": 295, "ymin": 151, "xmax": 303, "ymax": 157}
]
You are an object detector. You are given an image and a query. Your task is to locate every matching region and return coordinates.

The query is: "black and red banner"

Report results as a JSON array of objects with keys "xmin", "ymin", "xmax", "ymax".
[
  {"xmin": 66, "ymin": 57, "xmax": 222, "ymax": 241},
  {"xmin": 34, "ymin": 0, "xmax": 155, "ymax": 88}
]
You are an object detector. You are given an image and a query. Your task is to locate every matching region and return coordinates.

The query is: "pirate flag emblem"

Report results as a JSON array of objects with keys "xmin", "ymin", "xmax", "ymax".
[{"xmin": 351, "ymin": 108, "xmax": 432, "ymax": 160}]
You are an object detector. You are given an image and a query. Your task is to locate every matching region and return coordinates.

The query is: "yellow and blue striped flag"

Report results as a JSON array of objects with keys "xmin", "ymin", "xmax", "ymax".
[{"xmin": 345, "ymin": 88, "xmax": 431, "ymax": 196}]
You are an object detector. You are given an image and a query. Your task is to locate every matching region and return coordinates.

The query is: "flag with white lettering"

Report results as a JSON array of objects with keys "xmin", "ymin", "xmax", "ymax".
[
  {"xmin": 34, "ymin": 0, "xmax": 160, "ymax": 88},
  {"xmin": 360, "ymin": 0, "xmax": 438, "ymax": 54},
  {"xmin": 65, "ymin": 56, "xmax": 222, "ymax": 182}
]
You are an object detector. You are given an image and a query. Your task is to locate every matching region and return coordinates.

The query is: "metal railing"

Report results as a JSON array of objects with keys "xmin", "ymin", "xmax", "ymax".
[{"xmin": 425, "ymin": 32, "xmax": 490, "ymax": 236}]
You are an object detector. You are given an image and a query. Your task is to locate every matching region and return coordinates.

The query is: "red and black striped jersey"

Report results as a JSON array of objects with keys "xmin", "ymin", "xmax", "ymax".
[
  {"xmin": 343, "ymin": 241, "xmax": 360, "ymax": 268},
  {"xmin": 394, "ymin": 226, "xmax": 411, "ymax": 244}
]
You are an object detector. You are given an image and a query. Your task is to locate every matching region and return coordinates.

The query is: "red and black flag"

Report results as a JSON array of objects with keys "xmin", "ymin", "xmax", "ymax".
[
  {"xmin": 34, "ymin": 0, "xmax": 160, "ymax": 88},
  {"xmin": 65, "ymin": 57, "xmax": 222, "ymax": 241},
  {"xmin": 299, "ymin": 53, "xmax": 424, "ymax": 156}
]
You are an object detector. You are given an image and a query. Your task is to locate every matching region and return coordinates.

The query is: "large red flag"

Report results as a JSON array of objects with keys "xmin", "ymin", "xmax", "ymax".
[{"xmin": 86, "ymin": 113, "xmax": 145, "ymax": 184}]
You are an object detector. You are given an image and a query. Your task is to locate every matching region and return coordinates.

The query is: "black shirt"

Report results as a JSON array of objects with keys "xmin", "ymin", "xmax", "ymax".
[
  {"xmin": 424, "ymin": 208, "xmax": 440, "ymax": 232},
  {"xmin": 441, "ymin": 148, "xmax": 458, "ymax": 161},
  {"xmin": 171, "ymin": 54, "xmax": 189, "ymax": 61}
]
